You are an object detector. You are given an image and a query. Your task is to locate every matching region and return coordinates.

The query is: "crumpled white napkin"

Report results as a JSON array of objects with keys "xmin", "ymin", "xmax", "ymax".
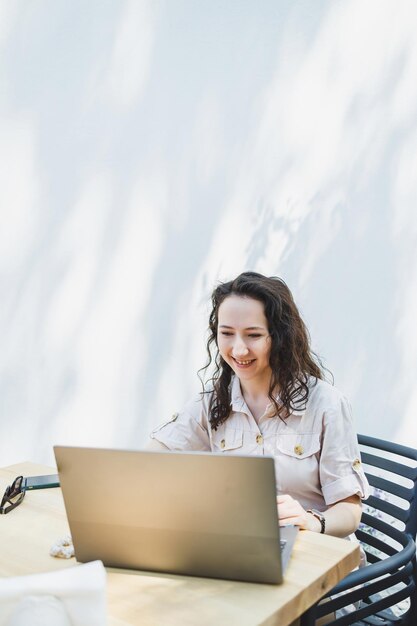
[{"xmin": 0, "ymin": 560, "xmax": 107, "ymax": 626}]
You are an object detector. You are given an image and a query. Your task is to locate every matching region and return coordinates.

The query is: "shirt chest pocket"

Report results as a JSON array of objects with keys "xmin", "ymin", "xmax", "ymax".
[
  {"xmin": 276, "ymin": 432, "xmax": 321, "ymax": 459},
  {"xmin": 211, "ymin": 427, "xmax": 244, "ymax": 453}
]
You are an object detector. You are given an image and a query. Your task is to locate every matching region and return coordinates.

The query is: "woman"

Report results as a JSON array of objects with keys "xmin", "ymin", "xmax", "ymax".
[{"xmin": 148, "ymin": 271, "xmax": 369, "ymax": 537}]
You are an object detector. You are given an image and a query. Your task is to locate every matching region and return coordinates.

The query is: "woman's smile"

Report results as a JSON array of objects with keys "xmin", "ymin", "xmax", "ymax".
[{"xmin": 232, "ymin": 357, "xmax": 256, "ymax": 367}]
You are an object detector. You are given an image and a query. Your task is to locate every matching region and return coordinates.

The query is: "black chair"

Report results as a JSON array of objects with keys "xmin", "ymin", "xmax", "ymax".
[{"xmin": 301, "ymin": 434, "xmax": 417, "ymax": 626}]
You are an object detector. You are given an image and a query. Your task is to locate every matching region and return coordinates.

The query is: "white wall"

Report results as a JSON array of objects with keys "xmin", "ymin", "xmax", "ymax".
[{"xmin": 1, "ymin": 0, "xmax": 417, "ymax": 466}]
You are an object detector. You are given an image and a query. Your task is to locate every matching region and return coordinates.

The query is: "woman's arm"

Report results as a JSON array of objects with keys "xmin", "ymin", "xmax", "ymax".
[{"xmin": 277, "ymin": 494, "xmax": 362, "ymax": 538}]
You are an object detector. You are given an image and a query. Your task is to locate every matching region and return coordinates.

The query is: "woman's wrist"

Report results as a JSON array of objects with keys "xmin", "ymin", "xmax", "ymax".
[{"xmin": 306, "ymin": 511, "xmax": 325, "ymax": 533}]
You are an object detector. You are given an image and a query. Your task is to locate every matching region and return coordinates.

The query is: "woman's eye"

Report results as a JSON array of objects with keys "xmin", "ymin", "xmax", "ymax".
[
  {"xmin": 248, "ymin": 334, "xmax": 262, "ymax": 338},
  {"xmin": 220, "ymin": 331, "xmax": 233, "ymax": 336}
]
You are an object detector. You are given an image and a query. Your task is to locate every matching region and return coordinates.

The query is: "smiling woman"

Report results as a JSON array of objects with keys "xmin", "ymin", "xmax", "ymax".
[
  {"xmin": 147, "ymin": 272, "xmax": 369, "ymax": 540},
  {"xmin": 204, "ymin": 273, "xmax": 325, "ymax": 430}
]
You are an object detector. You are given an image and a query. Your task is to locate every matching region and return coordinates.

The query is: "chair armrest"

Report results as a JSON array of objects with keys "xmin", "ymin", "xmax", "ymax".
[{"xmin": 324, "ymin": 534, "xmax": 416, "ymax": 596}]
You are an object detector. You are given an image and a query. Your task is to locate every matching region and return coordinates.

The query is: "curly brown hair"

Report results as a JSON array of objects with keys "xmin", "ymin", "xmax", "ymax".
[{"xmin": 199, "ymin": 272, "xmax": 326, "ymax": 430}]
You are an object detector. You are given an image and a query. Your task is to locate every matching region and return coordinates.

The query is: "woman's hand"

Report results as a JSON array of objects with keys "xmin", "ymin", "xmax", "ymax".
[
  {"xmin": 277, "ymin": 494, "xmax": 362, "ymax": 536},
  {"xmin": 277, "ymin": 494, "xmax": 321, "ymax": 532}
]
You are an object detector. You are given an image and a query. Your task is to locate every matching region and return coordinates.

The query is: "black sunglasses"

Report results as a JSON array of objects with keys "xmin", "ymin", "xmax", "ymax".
[{"xmin": 0, "ymin": 475, "xmax": 25, "ymax": 514}]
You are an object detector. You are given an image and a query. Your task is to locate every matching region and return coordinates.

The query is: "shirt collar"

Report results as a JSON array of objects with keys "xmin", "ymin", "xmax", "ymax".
[{"xmin": 230, "ymin": 375, "xmax": 246, "ymax": 411}]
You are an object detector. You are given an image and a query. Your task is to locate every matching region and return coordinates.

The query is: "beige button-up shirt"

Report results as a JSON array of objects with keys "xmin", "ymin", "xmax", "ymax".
[{"xmin": 151, "ymin": 376, "xmax": 369, "ymax": 512}]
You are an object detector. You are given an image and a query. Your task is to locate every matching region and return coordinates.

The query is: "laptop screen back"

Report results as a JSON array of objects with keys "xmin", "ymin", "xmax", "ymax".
[{"xmin": 54, "ymin": 446, "xmax": 285, "ymax": 584}]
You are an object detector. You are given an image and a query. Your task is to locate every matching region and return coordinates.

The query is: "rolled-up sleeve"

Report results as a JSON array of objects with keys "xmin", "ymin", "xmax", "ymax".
[
  {"xmin": 320, "ymin": 396, "xmax": 370, "ymax": 505},
  {"xmin": 150, "ymin": 395, "xmax": 211, "ymax": 451}
]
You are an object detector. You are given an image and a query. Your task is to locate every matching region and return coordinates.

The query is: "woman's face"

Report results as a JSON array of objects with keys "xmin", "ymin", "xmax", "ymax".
[{"xmin": 217, "ymin": 295, "xmax": 272, "ymax": 387}]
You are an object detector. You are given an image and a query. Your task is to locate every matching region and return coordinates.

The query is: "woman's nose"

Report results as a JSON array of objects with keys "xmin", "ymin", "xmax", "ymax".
[{"xmin": 232, "ymin": 337, "xmax": 249, "ymax": 356}]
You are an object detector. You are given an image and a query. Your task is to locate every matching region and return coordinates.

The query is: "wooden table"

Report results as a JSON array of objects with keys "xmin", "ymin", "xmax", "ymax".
[{"xmin": 0, "ymin": 463, "xmax": 360, "ymax": 626}]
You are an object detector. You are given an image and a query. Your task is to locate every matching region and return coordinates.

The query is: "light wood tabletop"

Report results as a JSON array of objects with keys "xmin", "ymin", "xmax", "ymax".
[{"xmin": 0, "ymin": 462, "xmax": 360, "ymax": 626}]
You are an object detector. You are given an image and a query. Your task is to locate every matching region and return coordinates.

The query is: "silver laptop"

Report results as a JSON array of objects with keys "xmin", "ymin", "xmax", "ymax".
[{"xmin": 54, "ymin": 446, "xmax": 298, "ymax": 584}]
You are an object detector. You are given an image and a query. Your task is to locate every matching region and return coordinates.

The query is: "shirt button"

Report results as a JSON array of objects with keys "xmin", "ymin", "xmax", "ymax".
[
  {"xmin": 294, "ymin": 444, "xmax": 304, "ymax": 456},
  {"xmin": 220, "ymin": 439, "xmax": 226, "ymax": 449},
  {"xmin": 352, "ymin": 458, "xmax": 361, "ymax": 471},
  {"xmin": 256, "ymin": 434, "xmax": 263, "ymax": 445}
]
